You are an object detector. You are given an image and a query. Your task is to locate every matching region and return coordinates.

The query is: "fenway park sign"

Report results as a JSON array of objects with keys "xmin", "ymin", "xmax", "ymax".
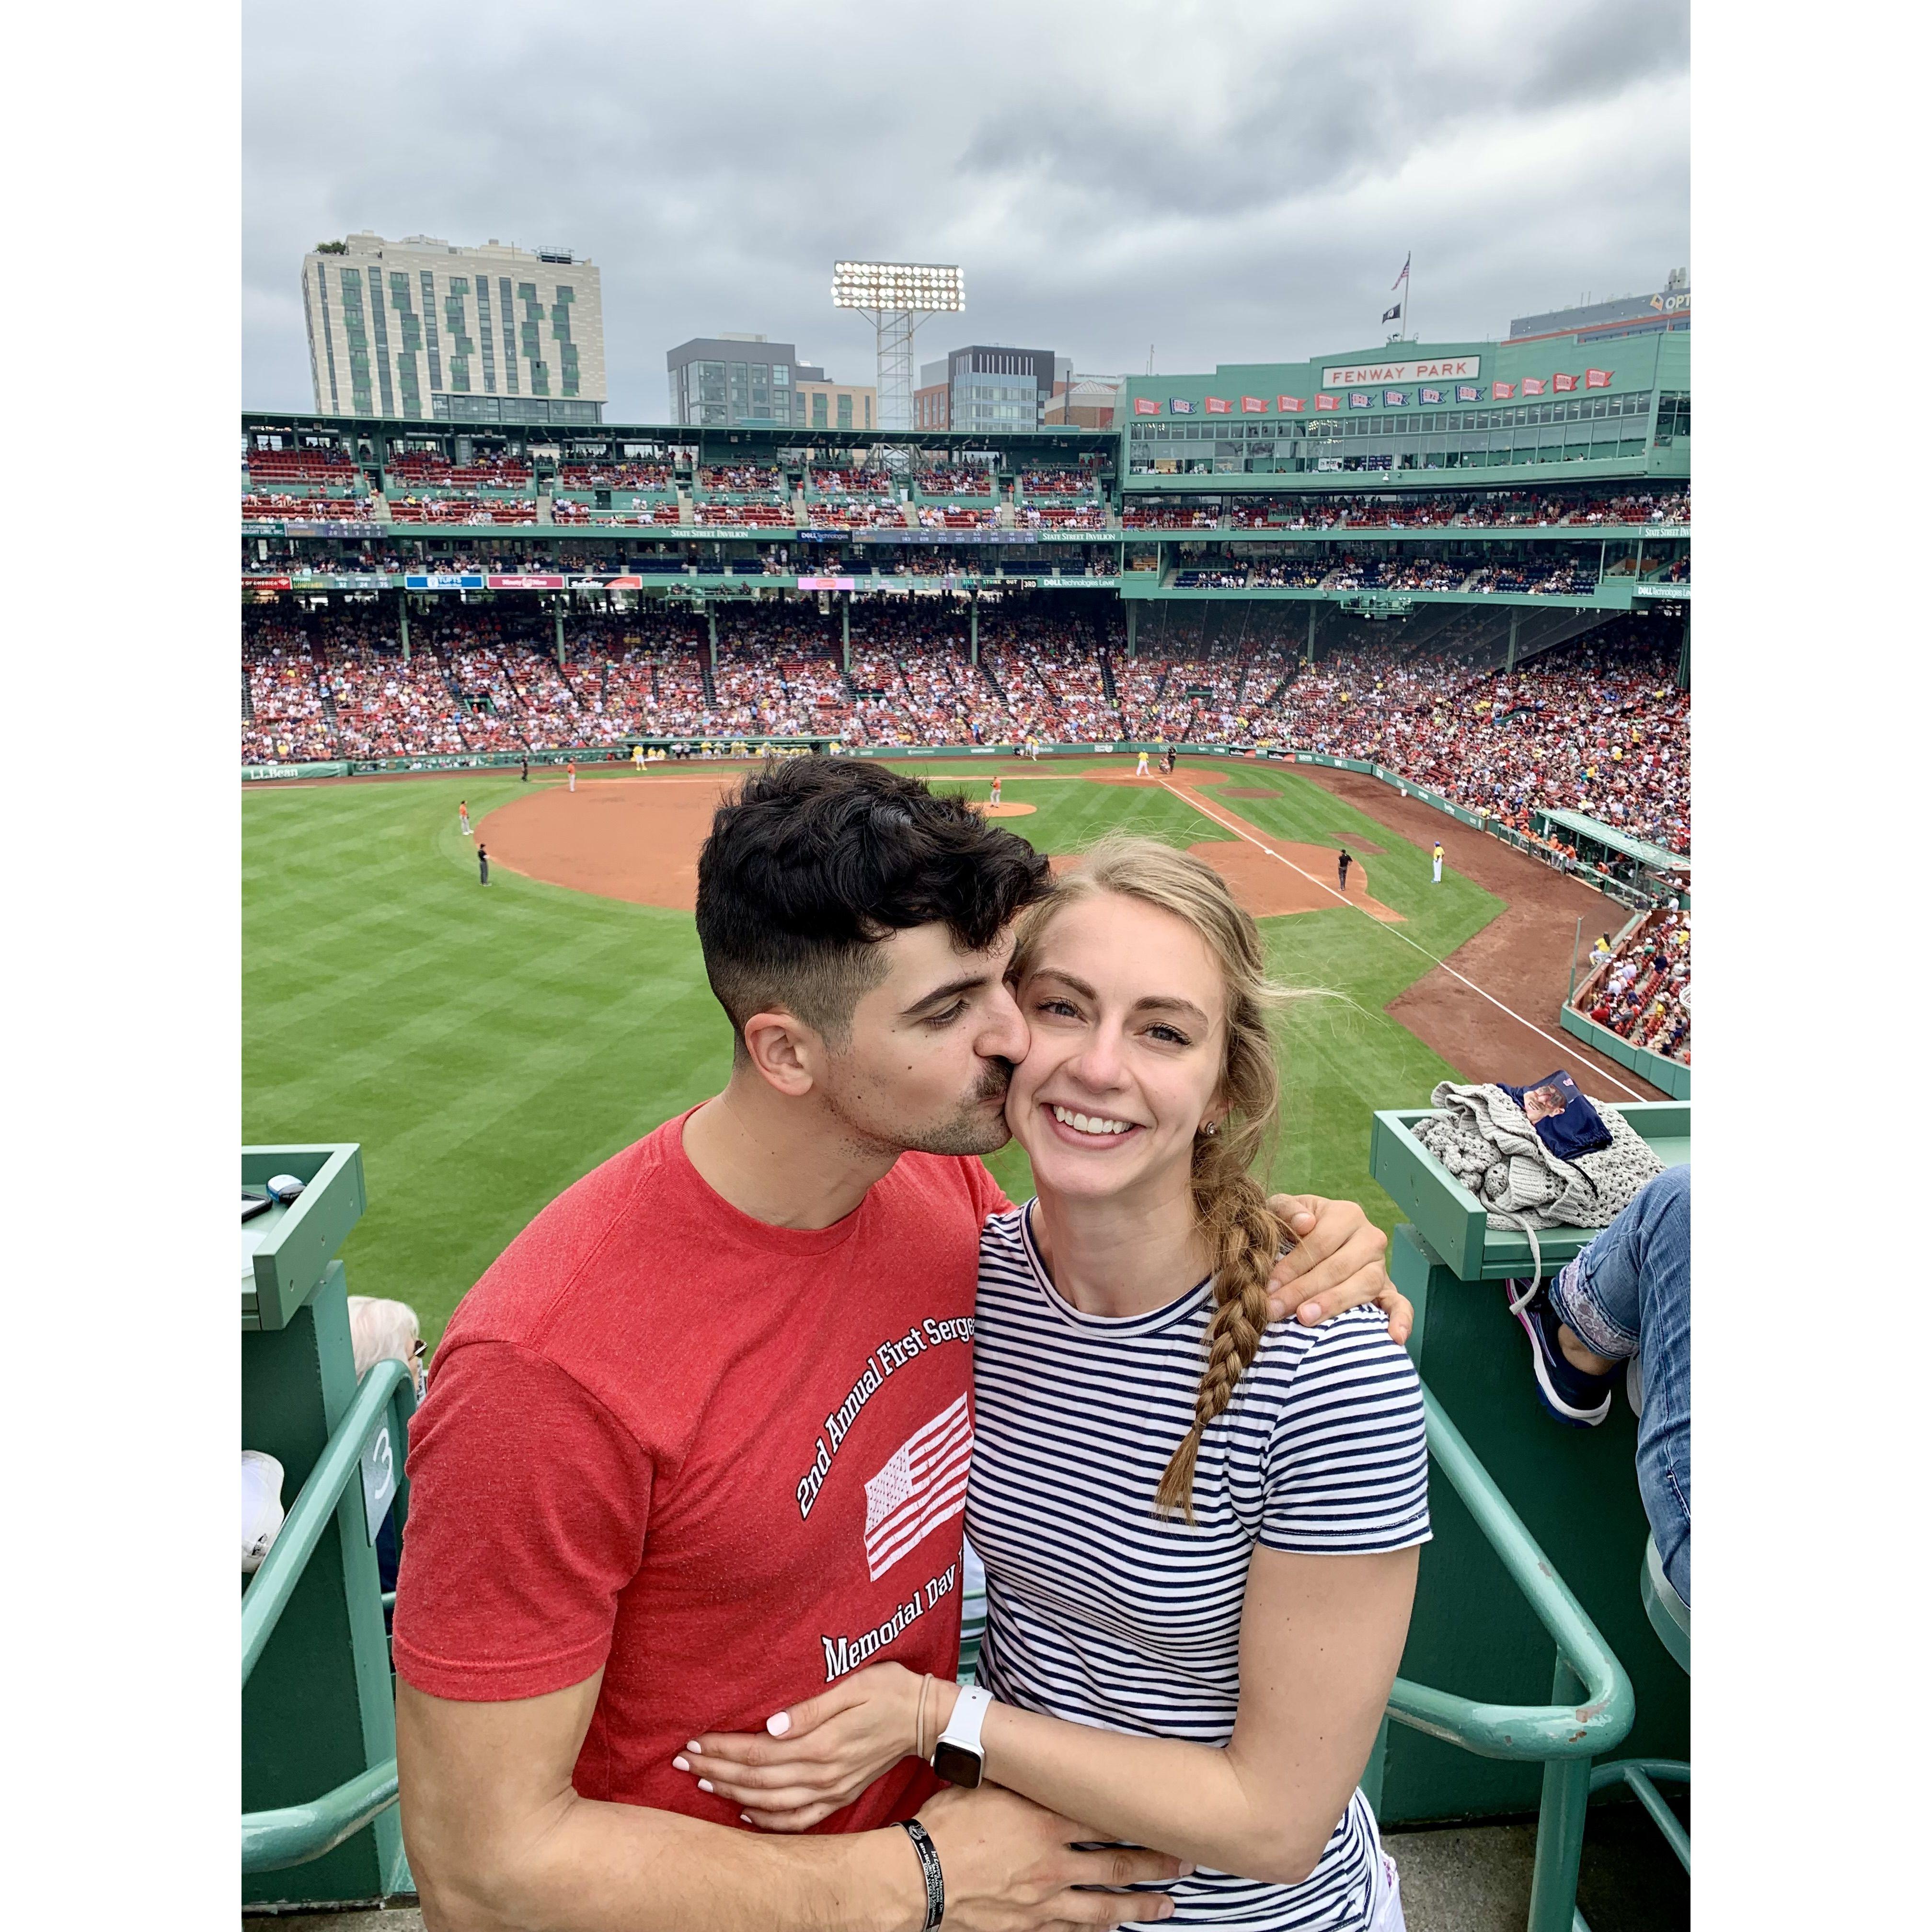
[{"xmin": 1320, "ymin": 356, "xmax": 1480, "ymax": 389}]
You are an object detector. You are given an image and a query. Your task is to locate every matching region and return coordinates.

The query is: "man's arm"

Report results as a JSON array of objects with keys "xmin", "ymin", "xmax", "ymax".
[
  {"xmin": 1265, "ymin": 1193, "xmax": 1411, "ymax": 1344},
  {"xmin": 399, "ymin": 1673, "xmax": 1184, "ymax": 1932}
]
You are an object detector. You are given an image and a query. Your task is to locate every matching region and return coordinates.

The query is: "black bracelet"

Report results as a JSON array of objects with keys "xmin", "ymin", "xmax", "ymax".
[{"xmin": 900, "ymin": 1818, "xmax": 945, "ymax": 1932}]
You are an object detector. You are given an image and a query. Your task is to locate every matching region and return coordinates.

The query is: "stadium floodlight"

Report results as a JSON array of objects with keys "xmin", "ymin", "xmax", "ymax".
[{"xmin": 832, "ymin": 261, "xmax": 965, "ymax": 434}]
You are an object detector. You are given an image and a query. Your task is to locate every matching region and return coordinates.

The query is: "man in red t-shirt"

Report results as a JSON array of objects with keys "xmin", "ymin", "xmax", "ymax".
[{"xmin": 395, "ymin": 759, "xmax": 1408, "ymax": 1932}]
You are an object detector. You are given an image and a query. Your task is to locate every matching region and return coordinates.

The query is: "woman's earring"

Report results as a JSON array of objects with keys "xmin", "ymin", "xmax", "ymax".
[{"xmin": 1201, "ymin": 1120, "xmax": 1218, "ymax": 1137}]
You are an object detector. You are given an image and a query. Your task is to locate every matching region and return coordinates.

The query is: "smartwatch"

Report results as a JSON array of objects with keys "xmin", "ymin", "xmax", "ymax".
[{"xmin": 932, "ymin": 1683, "xmax": 993, "ymax": 1789}]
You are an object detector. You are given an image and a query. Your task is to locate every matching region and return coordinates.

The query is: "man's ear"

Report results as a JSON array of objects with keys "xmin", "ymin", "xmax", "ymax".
[{"xmin": 740, "ymin": 1008, "xmax": 824, "ymax": 1099}]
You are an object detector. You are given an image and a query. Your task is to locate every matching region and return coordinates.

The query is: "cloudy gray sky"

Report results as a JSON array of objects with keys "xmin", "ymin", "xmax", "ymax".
[{"xmin": 243, "ymin": 0, "xmax": 1688, "ymax": 418}]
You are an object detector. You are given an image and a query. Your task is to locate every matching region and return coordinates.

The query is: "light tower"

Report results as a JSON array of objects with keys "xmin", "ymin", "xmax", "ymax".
[{"xmin": 831, "ymin": 261, "xmax": 965, "ymax": 432}]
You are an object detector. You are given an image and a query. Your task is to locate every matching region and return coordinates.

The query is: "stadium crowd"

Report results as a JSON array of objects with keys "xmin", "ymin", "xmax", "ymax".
[
  {"xmin": 241, "ymin": 596, "xmax": 1689, "ymax": 862},
  {"xmin": 1275, "ymin": 615, "xmax": 1689, "ymax": 851},
  {"xmin": 1575, "ymin": 908, "xmax": 1690, "ymax": 1063}
]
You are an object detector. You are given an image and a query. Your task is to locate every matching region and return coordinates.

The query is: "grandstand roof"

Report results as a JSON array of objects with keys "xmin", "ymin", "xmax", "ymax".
[{"xmin": 1537, "ymin": 809, "xmax": 1689, "ymax": 873}]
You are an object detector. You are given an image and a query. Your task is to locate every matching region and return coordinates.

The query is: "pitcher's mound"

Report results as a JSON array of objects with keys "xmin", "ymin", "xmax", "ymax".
[{"xmin": 977, "ymin": 801, "xmax": 1037, "ymax": 817}]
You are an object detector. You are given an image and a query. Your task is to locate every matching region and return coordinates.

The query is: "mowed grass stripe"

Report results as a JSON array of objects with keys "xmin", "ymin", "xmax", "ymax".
[{"xmin": 244, "ymin": 764, "xmax": 1506, "ymax": 1350}]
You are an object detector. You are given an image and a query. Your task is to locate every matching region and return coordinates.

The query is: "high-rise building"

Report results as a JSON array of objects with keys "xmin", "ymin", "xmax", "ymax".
[
  {"xmin": 667, "ymin": 334, "xmax": 877, "ymax": 433},
  {"xmin": 913, "ymin": 358, "xmax": 951, "ymax": 430},
  {"xmin": 936, "ymin": 346, "xmax": 1058, "ymax": 434},
  {"xmin": 300, "ymin": 232, "xmax": 606, "ymax": 424}
]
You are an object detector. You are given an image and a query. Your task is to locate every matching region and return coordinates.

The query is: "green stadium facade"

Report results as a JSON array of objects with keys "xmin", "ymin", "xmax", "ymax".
[{"xmin": 243, "ymin": 328, "xmax": 1687, "ymax": 673}]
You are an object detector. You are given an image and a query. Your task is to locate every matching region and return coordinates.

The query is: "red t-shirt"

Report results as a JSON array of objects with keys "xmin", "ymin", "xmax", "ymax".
[{"xmin": 392, "ymin": 1109, "xmax": 1009, "ymax": 1834}]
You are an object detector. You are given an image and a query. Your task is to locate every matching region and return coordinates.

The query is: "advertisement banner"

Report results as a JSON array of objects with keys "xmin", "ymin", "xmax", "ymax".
[
  {"xmin": 486, "ymin": 574, "xmax": 567, "ymax": 589},
  {"xmin": 603, "ymin": 575, "xmax": 644, "ymax": 590},
  {"xmin": 285, "ymin": 520, "xmax": 384, "ymax": 538},
  {"xmin": 1204, "ymin": 396, "xmax": 1231, "ymax": 414},
  {"xmin": 244, "ymin": 575, "xmax": 292, "ymax": 592},
  {"xmin": 1552, "ymin": 372, "xmax": 1577, "ymax": 392},
  {"xmin": 798, "ymin": 576, "xmax": 858, "ymax": 590},
  {"xmin": 1278, "ymin": 394, "xmax": 1305, "ymax": 413},
  {"xmin": 1315, "ymin": 393, "xmax": 1338, "ymax": 411},
  {"xmin": 241, "ymin": 761, "xmax": 350, "ymax": 782},
  {"xmin": 1492, "ymin": 381, "xmax": 1515, "ymax": 400},
  {"xmin": 1320, "ymin": 355, "xmax": 1479, "ymax": 387},
  {"xmin": 1586, "ymin": 368, "xmax": 1612, "ymax": 388},
  {"xmin": 1521, "ymin": 377, "xmax": 1545, "ymax": 396},
  {"xmin": 1169, "ymin": 398, "xmax": 1195, "ymax": 414},
  {"xmin": 1134, "ymin": 396, "xmax": 1161, "ymax": 414},
  {"xmin": 1240, "ymin": 395, "xmax": 1267, "ymax": 413},
  {"xmin": 404, "ymin": 573, "xmax": 486, "ymax": 590}
]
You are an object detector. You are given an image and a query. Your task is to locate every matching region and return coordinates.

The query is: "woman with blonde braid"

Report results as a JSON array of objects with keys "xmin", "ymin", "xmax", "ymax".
[{"xmin": 687, "ymin": 837, "xmax": 1428, "ymax": 1930}]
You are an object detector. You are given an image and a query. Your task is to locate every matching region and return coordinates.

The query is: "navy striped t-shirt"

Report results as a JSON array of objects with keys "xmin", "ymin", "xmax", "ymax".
[{"xmin": 967, "ymin": 1204, "xmax": 1430, "ymax": 1931}]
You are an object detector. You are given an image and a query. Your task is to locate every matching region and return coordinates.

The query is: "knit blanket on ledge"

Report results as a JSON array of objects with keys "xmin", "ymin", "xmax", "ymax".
[{"xmin": 1412, "ymin": 1081, "xmax": 1664, "ymax": 1233}]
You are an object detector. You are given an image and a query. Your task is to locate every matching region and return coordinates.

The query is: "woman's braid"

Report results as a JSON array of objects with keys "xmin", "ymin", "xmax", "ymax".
[{"xmin": 1153, "ymin": 1141, "xmax": 1283, "ymax": 1522}]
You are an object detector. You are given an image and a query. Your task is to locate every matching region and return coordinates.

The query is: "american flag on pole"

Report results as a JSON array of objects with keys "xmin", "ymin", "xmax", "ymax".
[{"xmin": 862, "ymin": 1393, "xmax": 973, "ymax": 1581}]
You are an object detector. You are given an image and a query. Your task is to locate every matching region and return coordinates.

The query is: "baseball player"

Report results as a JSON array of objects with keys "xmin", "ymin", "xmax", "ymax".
[
  {"xmin": 1337, "ymin": 848, "xmax": 1354, "ymax": 894},
  {"xmin": 459, "ymin": 800, "xmax": 472, "ymax": 838},
  {"xmin": 989, "ymin": 774, "xmax": 1002, "ymax": 808},
  {"xmin": 567, "ymin": 759, "xmax": 577, "ymax": 794},
  {"xmin": 1135, "ymin": 748, "xmax": 1150, "ymax": 778},
  {"xmin": 1432, "ymin": 840, "xmax": 1444, "ymax": 884},
  {"xmin": 477, "ymin": 842, "xmax": 490, "ymax": 886}
]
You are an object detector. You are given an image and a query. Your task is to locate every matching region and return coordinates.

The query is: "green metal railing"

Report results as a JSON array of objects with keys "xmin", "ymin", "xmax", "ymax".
[
  {"xmin": 1386, "ymin": 1389, "xmax": 1633, "ymax": 1763},
  {"xmin": 242, "ymin": 1358, "xmax": 414, "ymax": 1875},
  {"xmin": 1387, "ymin": 1387, "xmax": 1635, "ymax": 1932}
]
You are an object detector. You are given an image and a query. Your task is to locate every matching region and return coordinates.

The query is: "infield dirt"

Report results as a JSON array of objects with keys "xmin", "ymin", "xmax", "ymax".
[
  {"xmin": 482, "ymin": 766, "xmax": 1402, "ymax": 925},
  {"xmin": 478, "ymin": 759, "xmax": 1661, "ymax": 1101},
  {"xmin": 1291, "ymin": 765, "xmax": 1665, "ymax": 1100}
]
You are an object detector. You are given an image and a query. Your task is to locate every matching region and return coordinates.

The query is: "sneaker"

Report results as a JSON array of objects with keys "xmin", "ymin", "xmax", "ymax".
[{"xmin": 1504, "ymin": 1279, "xmax": 1616, "ymax": 1426}]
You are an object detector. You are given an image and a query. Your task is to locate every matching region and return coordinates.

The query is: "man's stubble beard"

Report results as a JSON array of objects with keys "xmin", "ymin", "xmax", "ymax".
[
  {"xmin": 824, "ymin": 1058, "xmax": 1017, "ymax": 1161},
  {"xmin": 914, "ymin": 1060, "xmax": 1017, "ymax": 1157}
]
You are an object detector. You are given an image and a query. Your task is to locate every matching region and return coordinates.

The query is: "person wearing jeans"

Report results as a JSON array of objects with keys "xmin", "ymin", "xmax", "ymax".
[{"xmin": 1506, "ymin": 1166, "xmax": 1690, "ymax": 1605}]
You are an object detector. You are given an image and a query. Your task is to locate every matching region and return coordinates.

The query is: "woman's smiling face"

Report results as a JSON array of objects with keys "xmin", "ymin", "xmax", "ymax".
[{"xmin": 1006, "ymin": 889, "xmax": 1229, "ymax": 1204}]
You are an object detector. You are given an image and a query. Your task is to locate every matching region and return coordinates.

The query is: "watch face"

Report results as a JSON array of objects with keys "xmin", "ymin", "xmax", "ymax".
[{"xmin": 932, "ymin": 1740, "xmax": 985, "ymax": 1789}]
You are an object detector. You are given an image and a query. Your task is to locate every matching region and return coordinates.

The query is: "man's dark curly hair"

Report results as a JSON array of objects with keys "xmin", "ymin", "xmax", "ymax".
[{"xmin": 695, "ymin": 758, "xmax": 1051, "ymax": 1048}]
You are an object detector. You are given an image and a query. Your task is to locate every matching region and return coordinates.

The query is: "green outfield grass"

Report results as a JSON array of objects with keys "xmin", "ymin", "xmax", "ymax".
[{"xmin": 243, "ymin": 762, "xmax": 1503, "ymax": 1350}]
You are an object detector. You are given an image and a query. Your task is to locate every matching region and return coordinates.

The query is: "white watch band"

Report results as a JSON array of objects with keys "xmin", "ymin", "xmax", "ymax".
[{"xmin": 936, "ymin": 1683, "xmax": 994, "ymax": 1758}]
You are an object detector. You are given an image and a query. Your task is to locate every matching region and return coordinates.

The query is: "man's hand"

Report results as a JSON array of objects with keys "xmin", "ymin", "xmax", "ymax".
[
  {"xmin": 915, "ymin": 1782, "xmax": 1182, "ymax": 1931},
  {"xmin": 1265, "ymin": 1194, "xmax": 1413, "ymax": 1345}
]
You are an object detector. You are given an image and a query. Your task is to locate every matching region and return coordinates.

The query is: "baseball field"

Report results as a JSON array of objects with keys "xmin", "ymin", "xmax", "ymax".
[{"xmin": 243, "ymin": 756, "xmax": 1651, "ymax": 1351}]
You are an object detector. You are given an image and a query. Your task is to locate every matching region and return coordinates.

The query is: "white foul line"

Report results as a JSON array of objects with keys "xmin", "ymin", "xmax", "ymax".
[{"xmin": 1159, "ymin": 780, "xmax": 1648, "ymax": 1102}]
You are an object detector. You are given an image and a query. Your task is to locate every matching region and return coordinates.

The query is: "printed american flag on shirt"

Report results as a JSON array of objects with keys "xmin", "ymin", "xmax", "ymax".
[{"xmin": 863, "ymin": 1393, "xmax": 973, "ymax": 1581}]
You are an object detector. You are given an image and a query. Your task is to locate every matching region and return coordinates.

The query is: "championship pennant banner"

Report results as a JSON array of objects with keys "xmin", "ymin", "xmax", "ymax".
[{"xmin": 1127, "ymin": 356, "xmax": 1615, "ymax": 417}]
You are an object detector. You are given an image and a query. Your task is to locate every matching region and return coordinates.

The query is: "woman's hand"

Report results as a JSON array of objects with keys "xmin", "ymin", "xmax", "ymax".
[{"xmin": 674, "ymin": 1661, "xmax": 954, "ymax": 1831}]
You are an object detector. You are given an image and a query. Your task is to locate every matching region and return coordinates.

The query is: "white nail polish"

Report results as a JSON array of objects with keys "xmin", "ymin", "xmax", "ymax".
[
  {"xmin": 767, "ymin": 1711, "xmax": 792, "ymax": 1736},
  {"xmin": 686, "ymin": 1739, "xmax": 703, "ymax": 1753},
  {"xmin": 698, "ymin": 1778, "xmax": 715, "ymax": 1794},
  {"xmin": 672, "ymin": 1756, "xmax": 690, "ymax": 1772}
]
